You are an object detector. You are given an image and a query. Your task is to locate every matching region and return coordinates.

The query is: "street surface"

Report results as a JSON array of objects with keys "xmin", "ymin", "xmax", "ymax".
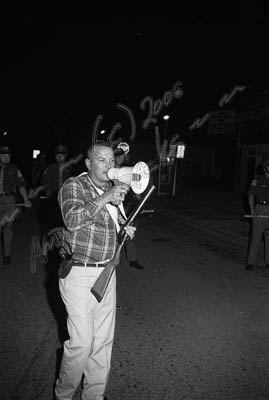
[{"xmin": 1, "ymin": 196, "xmax": 269, "ymax": 400}]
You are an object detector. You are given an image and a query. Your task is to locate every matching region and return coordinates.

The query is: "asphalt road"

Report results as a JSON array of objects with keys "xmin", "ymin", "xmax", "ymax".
[{"xmin": 1, "ymin": 207, "xmax": 269, "ymax": 400}]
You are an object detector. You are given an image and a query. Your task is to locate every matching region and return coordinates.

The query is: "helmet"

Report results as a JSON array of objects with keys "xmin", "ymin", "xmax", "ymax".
[
  {"xmin": 116, "ymin": 142, "xmax": 129, "ymax": 155},
  {"xmin": 0, "ymin": 145, "xmax": 11, "ymax": 154},
  {"xmin": 55, "ymin": 145, "xmax": 68, "ymax": 155}
]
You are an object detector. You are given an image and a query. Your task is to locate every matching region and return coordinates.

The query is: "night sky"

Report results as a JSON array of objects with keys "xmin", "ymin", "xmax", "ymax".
[{"xmin": 1, "ymin": 11, "xmax": 269, "ymax": 165}]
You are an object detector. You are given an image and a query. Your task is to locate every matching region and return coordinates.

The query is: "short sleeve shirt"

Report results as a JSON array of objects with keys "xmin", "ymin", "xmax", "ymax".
[
  {"xmin": 248, "ymin": 174, "xmax": 269, "ymax": 201},
  {"xmin": 0, "ymin": 163, "xmax": 25, "ymax": 194}
]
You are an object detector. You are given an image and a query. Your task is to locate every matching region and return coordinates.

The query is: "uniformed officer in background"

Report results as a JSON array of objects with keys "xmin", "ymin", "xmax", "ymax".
[
  {"xmin": 41, "ymin": 145, "xmax": 71, "ymax": 198},
  {"xmin": 29, "ymin": 144, "xmax": 73, "ymax": 234},
  {"xmin": 0, "ymin": 145, "xmax": 31, "ymax": 265},
  {"xmin": 246, "ymin": 157, "xmax": 269, "ymax": 271}
]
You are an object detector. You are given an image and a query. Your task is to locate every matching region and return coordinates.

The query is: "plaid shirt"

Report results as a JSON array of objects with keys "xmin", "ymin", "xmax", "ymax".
[{"xmin": 58, "ymin": 172, "xmax": 125, "ymax": 263}]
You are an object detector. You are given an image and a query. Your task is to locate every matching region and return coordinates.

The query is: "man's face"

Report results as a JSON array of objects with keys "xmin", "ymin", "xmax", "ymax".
[
  {"xmin": 56, "ymin": 153, "xmax": 66, "ymax": 164},
  {"xmin": 86, "ymin": 145, "xmax": 115, "ymax": 186},
  {"xmin": 0, "ymin": 154, "xmax": 10, "ymax": 164}
]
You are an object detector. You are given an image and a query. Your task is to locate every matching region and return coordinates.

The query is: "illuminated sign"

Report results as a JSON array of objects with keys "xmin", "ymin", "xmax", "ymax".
[
  {"xmin": 176, "ymin": 144, "xmax": 186, "ymax": 159},
  {"xmin": 33, "ymin": 150, "xmax": 40, "ymax": 158}
]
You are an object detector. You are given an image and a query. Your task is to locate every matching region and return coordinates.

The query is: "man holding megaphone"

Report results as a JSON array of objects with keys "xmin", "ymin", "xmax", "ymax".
[{"xmin": 54, "ymin": 142, "xmax": 136, "ymax": 400}]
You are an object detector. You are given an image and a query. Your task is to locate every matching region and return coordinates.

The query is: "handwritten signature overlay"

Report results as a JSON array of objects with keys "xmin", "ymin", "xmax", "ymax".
[
  {"xmin": 29, "ymin": 81, "xmax": 246, "ymax": 201},
  {"xmin": 30, "ymin": 227, "xmax": 72, "ymax": 273},
  {"xmin": 29, "ymin": 81, "xmax": 245, "ymax": 270},
  {"xmin": 189, "ymin": 85, "xmax": 245, "ymax": 131},
  {"xmin": 0, "ymin": 207, "xmax": 21, "ymax": 226}
]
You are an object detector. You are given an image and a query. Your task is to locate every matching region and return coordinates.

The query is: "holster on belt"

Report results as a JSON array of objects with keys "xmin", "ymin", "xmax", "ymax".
[{"xmin": 58, "ymin": 254, "xmax": 73, "ymax": 279}]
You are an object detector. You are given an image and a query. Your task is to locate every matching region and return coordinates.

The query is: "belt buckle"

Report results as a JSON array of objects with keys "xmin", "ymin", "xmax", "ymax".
[{"xmin": 83, "ymin": 261, "xmax": 98, "ymax": 267}]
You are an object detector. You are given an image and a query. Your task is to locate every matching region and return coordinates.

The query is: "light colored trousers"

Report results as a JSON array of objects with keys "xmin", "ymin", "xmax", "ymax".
[{"xmin": 55, "ymin": 266, "xmax": 116, "ymax": 400}]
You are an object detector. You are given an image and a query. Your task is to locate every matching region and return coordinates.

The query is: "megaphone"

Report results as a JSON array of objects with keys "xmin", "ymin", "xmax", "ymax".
[{"xmin": 107, "ymin": 161, "xmax": 150, "ymax": 194}]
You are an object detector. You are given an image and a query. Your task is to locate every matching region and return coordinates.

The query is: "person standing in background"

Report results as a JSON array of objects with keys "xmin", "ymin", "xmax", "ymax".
[
  {"xmin": 32, "ymin": 151, "xmax": 47, "ymax": 188},
  {"xmin": 0, "ymin": 145, "xmax": 31, "ymax": 265},
  {"xmin": 41, "ymin": 145, "xmax": 72, "ymax": 199},
  {"xmin": 114, "ymin": 143, "xmax": 145, "ymax": 270},
  {"xmin": 246, "ymin": 157, "xmax": 269, "ymax": 271},
  {"xmin": 29, "ymin": 144, "xmax": 73, "ymax": 233}
]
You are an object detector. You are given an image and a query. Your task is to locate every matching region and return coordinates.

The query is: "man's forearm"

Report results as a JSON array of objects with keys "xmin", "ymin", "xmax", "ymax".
[
  {"xmin": 87, "ymin": 193, "xmax": 108, "ymax": 217},
  {"xmin": 61, "ymin": 193, "xmax": 109, "ymax": 231},
  {"xmin": 248, "ymin": 194, "xmax": 255, "ymax": 214},
  {"xmin": 19, "ymin": 186, "xmax": 29, "ymax": 202}
]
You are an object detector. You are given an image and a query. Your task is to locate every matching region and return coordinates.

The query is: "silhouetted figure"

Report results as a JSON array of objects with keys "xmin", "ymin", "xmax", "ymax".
[
  {"xmin": 246, "ymin": 157, "xmax": 269, "ymax": 271},
  {"xmin": 29, "ymin": 145, "xmax": 73, "ymax": 235},
  {"xmin": 114, "ymin": 143, "xmax": 145, "ymax": 270},
  {"xmin": 0, "ymin": 145, "xmax": 31, "ymax": 265},
  {"xmin": 32, "ymin": 152, "xmax": 47, "ymax": 188}
]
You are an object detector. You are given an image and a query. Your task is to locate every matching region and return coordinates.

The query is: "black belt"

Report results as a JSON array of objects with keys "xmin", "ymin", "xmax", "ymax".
[
  {"xmin": 72, "ymin": 260, "xmax": 108, "ymax": 268},
  {"xmin": 257, "ymin": 200, "xmax": 269, "ymax": 205}
]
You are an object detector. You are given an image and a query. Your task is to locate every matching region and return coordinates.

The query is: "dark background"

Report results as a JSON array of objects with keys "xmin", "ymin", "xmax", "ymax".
[{"xmin": 1, "ymin": 8, "xmax": 269, "ymax": 180}]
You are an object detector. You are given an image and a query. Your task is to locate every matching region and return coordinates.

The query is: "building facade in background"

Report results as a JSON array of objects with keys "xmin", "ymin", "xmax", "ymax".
[{"xmin": 178, "ymin": 87, "xmax": 269, "ymax": 194}]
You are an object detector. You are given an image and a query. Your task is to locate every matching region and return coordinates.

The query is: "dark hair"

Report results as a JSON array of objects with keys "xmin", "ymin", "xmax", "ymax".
[
  {"xmin": 0, "ymin": 145, "xmax": 11, "ymax": 154},
  {"xmin": 55, "ymin": 144, "xmax": 68, "ymax": 155}
]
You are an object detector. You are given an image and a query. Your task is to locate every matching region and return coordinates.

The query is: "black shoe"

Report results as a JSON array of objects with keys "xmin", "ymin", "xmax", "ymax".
[
  {"xmin": 245, "ymin": 264, "xmax": 253, "ymax": 271},
  {"xmin": 129, "ymin": 261, "xmax": 144, "ymax": 270},
  {"xmin": 3, "ymin": 256, "xmax": 11, "ymax": 265}
]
